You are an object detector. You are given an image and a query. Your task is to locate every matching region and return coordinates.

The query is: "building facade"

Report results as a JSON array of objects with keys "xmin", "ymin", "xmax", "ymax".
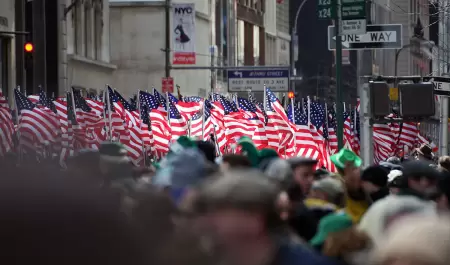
[
  {"xmin": 109, "ymin": 0, "xmax": 213, "ymax": 98},
  {"xmin": 0, "ymin": 0, "xmax": 16, "ymax": 102},
  {"xmin": 371, "ymin": 0, "xmax": 430, "ymax": 76},
  {"xmin": 63, "ymin": 0, "xmax": 116, "ymax": 96}
]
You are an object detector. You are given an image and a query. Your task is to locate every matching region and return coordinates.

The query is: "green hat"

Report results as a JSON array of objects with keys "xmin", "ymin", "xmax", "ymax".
[
  {"xmin": 310, "ymin": 213, "xmax": 353, "ymax": 246},
  {"xmin": 237, "ymin": 136, "xmax": 259, "ymax": 167},
  {"xmin": 169, "ymin": 136, "xmax": 196, "ymax": 154},
  {"xmin": 330, "ymin": 148, "xmax": 362, "ymax": 169},
  {"xmin": 99, "ymin": 142, "xmax": 130, "ymax": 163}
]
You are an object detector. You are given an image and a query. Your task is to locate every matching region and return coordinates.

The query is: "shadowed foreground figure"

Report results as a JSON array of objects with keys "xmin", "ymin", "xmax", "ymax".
[{"xmin": 0, "ymin": 164, "xmax": 149, "ymax": 265}]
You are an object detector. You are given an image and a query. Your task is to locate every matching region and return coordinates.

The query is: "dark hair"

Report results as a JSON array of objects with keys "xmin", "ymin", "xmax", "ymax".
[{"xmin": 222, "ymin": 154, "xmax": 251, "ymax": 168}]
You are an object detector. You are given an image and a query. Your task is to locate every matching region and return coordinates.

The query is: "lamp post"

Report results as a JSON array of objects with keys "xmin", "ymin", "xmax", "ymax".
[{"xmin": 290, "ymin": 0, "xmax": 309, "ymax": 92}]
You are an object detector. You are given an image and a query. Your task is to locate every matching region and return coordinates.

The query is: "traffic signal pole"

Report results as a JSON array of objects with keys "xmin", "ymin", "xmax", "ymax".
[
  {"xmin": 334, "ymin": 0, "xmax": 344, "ymax": 150},
  {"xmin": 165, "ymin": 0, "xmax": 171, "ymax": 78}
]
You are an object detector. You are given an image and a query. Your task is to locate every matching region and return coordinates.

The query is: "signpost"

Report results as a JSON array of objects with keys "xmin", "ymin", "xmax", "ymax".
[
  {"xmin": 162, "ymin": 77, "xmax": 174, "ymax": 93},
  {"xmin": 227, "ymin": 69, "xmax": 290, "ymax": 92},
  {"xmin": 317, "ymin": 0, "xmax": 333, "ymax": 19},
  {"xmin": 328, "ymin": 24, "xmax": 403, "ymax": 50}
]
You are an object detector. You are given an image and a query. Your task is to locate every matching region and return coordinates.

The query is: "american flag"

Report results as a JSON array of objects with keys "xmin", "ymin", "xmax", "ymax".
[
  {"xmin": 326, "ymin": 106, "xmax": 338, "ymax": 154},
  {"xmin": 0, "ymin": 93, "xmax": 14, "ymax": 156},
  {"xmin": 15, "ymin": 88, "xmax": 60, "ymax": 151},
  {"xmin": 265, "ymin": 88, "xmax": 294, "ymax": 151},
  {"xmin": 287, "ymin": 104, "xmax": 320, "ymax": 160},
  {"xmin": 38, "ymin": 88, "xmax": 56, "ymax": 113},
  {"xmin": 238, "ymin": 97, "xmax": 268, "ymax": 149},
  {"xmin": 139, "ymin": 91, "xmax": 170, "ymax": 153}
]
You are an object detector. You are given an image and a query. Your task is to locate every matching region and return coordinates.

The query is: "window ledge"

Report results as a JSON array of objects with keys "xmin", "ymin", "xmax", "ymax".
[{"xmin": 68, "ymin": 54, "xmax": 117, "ymax": 70}]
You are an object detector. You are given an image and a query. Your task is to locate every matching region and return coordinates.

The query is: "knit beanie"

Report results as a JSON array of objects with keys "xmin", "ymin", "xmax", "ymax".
[{"xmin": 361, "ymin": 165, "xmax": 388, "ymax": 188}]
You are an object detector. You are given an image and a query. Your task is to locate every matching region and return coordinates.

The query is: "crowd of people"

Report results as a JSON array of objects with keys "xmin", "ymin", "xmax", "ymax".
[{"xmin": 1, "ymin": 135, "xmax": 450, "ymax": 265}]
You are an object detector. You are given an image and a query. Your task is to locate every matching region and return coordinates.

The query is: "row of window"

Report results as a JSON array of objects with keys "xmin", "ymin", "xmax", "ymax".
[
  {"xmin": 237, "ymin": 0, "xmax": 265, "ymax": 13},
  {"xmin": 71, "ymin": 0, "xmax": 104, "ymax": 61}
]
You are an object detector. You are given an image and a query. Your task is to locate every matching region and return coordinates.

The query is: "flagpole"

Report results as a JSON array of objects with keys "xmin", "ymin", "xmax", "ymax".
[
  {"xmin": 13, "ymin": 86, "xmax": 22, "ymax": 164},
  {"xmin": 263, "ymin": 84, "xmax": 267, "ymax": 111},
  {"xmin": 213, "ymin": 125, "xmax": 221, "ymax": 156},
  {"xmin": 201, "ymin": 101, "xmax": 205, "ymax": 140},
  {"xmin": 166, "ymin": 91, "xmax": 170, "ymax": 125},
  {"xmin": 106, "ymin": 85, "xmax": 113, "ymax": 142},
  {"xmin": 307, "ymin": 96, "xmax": 311, "ymax": 125},
  {"xmin": 136, "ymin": 90, "xmax": 147, "ymax": 165},
  {"xmin": 291, "ymin": 97, "xmax": 296, "ymax": 153}
]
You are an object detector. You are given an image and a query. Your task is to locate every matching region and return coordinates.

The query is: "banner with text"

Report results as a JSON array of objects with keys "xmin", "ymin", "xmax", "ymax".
[{"xmin": 172, "ymin": 3, "xmax": 196, "ymax": 65}]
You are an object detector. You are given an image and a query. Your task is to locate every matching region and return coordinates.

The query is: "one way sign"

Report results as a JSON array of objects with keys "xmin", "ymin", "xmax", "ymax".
[{"xmin": 328, "ymin": 24, "xmax": 403, "ymax": 50}]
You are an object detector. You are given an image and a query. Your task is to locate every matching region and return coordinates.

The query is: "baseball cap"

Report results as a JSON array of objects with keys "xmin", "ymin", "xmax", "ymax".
[{"xmin": 311, "ymin": 177, "xmax": 344, "ymax": 200}]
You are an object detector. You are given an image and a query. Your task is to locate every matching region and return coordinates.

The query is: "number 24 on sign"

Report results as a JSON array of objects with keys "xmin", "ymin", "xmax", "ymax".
[{"xmin": 318, "ymin": 0, "xmax": 331, "ymax": 5}]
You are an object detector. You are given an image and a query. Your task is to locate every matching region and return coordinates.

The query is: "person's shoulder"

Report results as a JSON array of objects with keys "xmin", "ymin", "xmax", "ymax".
[{"xmin": 279, "ymin": 241, "xmax": 339, "ymax": 265}]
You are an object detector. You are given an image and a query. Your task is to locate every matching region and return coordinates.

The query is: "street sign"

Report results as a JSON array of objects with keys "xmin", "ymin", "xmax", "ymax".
[
  {"xmin": 340, "ymin": 19, "xmax": 366, "ymax": 35},
  {"xmin": 162, "ymin": 77, "xmax": 174, "ymax": 93},
  {"xmin": 227, "ymin": 69, "xmax": 289, "ymax": 92},
  {"xmin": 341, "ymin": 0, "xmax": 366, "ymax": 20},
  {"xmin": 432, "ymin": 77, "xmax": 450, "ymax": 96},
  {"xmin": 328, "ymin": 24, "xmax": 402, "ymax": 50},
  {"xmin": 317, "ymin": 0, "xmax": 333, "ymax": 20}
]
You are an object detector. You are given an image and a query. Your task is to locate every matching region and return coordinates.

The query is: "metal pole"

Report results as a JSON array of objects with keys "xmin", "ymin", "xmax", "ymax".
[
  {"xmin": 439, "ymin": 1, "xmax": 448, "ymax": 156},
  {"xmin": 334, "ymin": 0, "xmax": 344, "ymax": 150},
  {"xmin": 290, "ymin": 0, "xmax": 309, "ymax": 92},
  {"xmin": 165, "ymin": 0, "xmax": 171, "ymax": 78}
]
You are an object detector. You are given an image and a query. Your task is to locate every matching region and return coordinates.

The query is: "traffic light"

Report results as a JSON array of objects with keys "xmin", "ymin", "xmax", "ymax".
[
  {"xmin": 369, "ymin": 81, "xmax": 391, "ymax": 117},
  {"xmin": 288, "ymin": 91, "xmax": 295, "ymax": 99},
  {"xmin": 399, "ymin": 83, "xmax": 435, "ymax": 117},
  {"xmin": 24, "ymin": 42, "xmax": 34, "ymax": 70},
  {"xmin": 24, "ymin": 42, "xmax": 34, "ymax": 53}
]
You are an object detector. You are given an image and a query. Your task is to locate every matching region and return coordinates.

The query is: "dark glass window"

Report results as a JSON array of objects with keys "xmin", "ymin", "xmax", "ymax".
[{"xmin": 0, "ymin": 38, "xmax": 8, "ymax": 97}]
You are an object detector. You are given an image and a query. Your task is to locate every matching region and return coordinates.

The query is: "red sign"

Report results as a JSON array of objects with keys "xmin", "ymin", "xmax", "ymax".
[
  {"xmin": 173, "ymin": 52, "xmax": 196, "ymax": 65},
  {"xmin": 162, "ymin": 77, "xmax": 174, "ymax": 93}
]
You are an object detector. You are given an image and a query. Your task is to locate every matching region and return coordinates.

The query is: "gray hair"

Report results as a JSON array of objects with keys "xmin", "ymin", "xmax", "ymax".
[
  {"xmin": 371, "ymin": 215, "xmax": 450, "ymax": 265},
  {"xmin": 194, "ymin": 169, "xmax": 280, "ymax": 214},
  {"xmin": 264, "ymin": 158, "xmax": 293, "ymax": 187},
  {"xmin": 358, "ymin": 195, "xmax": 437, "ymax": 244}
]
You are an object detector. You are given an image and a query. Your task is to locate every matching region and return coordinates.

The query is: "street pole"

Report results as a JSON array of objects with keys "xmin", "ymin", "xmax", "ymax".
[
  {"xmin": 439, "ymin": 0, "xmax": 448, "ymax": 155},
  {"xmin": 334, "ymin": 0, "xmax": 344, "ymax": 150},
  {"xmin": 165, "ymin": 0, "xmax": 171, "ymax": 78}
]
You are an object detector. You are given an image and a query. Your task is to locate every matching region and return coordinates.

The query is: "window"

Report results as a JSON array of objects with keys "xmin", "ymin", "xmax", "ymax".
[
  {"xmin": 0, "ymin": 38, "xmax": 8, "ymax": 96},
  {"xmin": 84, "ymin": 1, "xmax": 91, "ymax": 58},
  {"xmin": 237, "ymin": 20, "xmax": 245, "ymax": 66},
  {"xmin": 94, "ymin": 0, "xmax": 103, "ymax": 60},
  {"xmin": 72, "ymin": 1, "xmax": 83, "ymax": 55},
  {"xmin": 253, "ymin": 25, "xmax": 260, "ymax": 65}
]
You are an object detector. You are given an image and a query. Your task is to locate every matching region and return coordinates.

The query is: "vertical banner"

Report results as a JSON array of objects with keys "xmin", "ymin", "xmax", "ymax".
[{"xmin": 172, "ymin": 3, "xmax": 196, "ymax": 65}]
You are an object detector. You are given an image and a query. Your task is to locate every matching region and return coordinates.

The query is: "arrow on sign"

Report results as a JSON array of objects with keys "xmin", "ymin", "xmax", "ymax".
[
  {"xmin": 234, "ymin": 71, "xmax": 243, "ymax": 78},
  {"xmin": 332, "ymin": 36, "xmax": 350, "ymax": 48}
]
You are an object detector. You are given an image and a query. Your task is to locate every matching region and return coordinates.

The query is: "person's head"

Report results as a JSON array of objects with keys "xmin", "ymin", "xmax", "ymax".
[
  {"xmin": 220, "ymin": 154, "xmax": 251, "ymax": 172},
  {"xmin": 66, "ymin": 149, "xmax": 101, "ymax": 181},
  {"xmin": 194, "ymin": 169, "xmax": 281, "ymax": 265},
  {"xmin": 401, "ymin": 160, "xmax": 441, "ymax": 195},
  {"xmin": 414, "ymin": 144, "xmax": 434, "ymax": 161},
  {"xmin": 360, "ymin": 165, "xmax": 388, "ymax": 195},
  {"xmin": 194, "ymin": 140, "xmax": 216, "ymax": 164},
  {"xmin": 0, "ymin": 163, "xmax": 150, "ymax": 265},
  {"xmin": 98, "ymin": 142, "xmax": 130, "ymax": 175},
  {"xmin": 438, "ymin": 156, "xmax": 450, "ymax": 172},
  {"xmin": 287, "ymin": 157, "xmax": 318, "ymax": 196},
  {"xmin": 436, "ymin": 173, "xmax": 450, "ymax": 211},
  {"xmin": 314, "ymin": 168, "xmax": 330, "ymax": 180},
  {"xmin": 371, "ymin": 215, "xmax": 450, "ymax": 265},
  {"xmin": 309, "ymin": 177, "xmax": 344, "ymax": 205},
  {"xmin": 387, "ymin": 170, "xmax": 403, "ymax": 194},
  {"xmin": 358, "ymin": 195, "xmax": 438, "ymax": 244},
  {"xmin": 330, "ymin": 149, "xmax": 362, "ymax": 191}
]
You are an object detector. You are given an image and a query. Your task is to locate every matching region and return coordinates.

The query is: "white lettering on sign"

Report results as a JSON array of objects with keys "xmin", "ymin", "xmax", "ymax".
[
  {"xmin": 339, "ymin": 31, "xmax": 397, "ymax": 43},
  {"xmin": 433, "ymin": 82, "xmax": 450, "ymax": 91}
]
